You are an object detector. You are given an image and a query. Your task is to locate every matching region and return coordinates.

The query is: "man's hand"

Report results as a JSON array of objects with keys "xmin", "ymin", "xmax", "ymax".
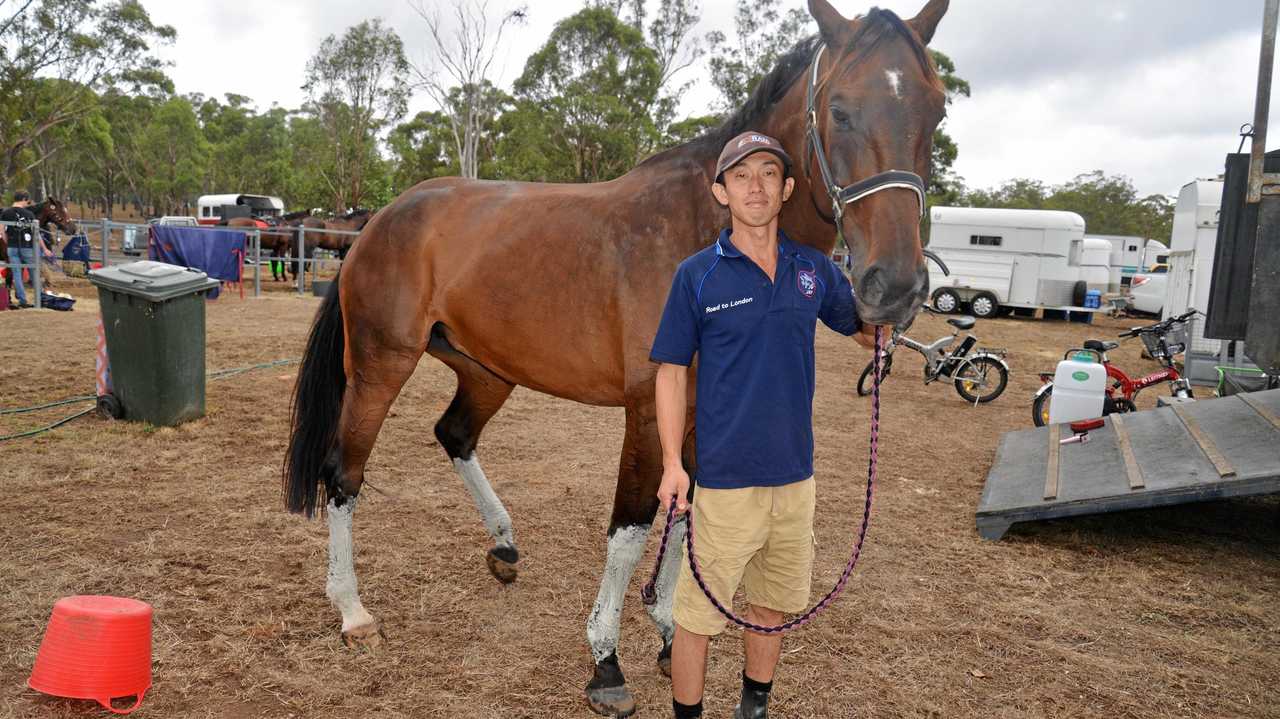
[
  {"xmin": 854, "ymin": 323, "xmax": 881, "ymax": 350},
  {"xmin": 657, "ymin": 465, "xmax": 691, "ymax": 516}
]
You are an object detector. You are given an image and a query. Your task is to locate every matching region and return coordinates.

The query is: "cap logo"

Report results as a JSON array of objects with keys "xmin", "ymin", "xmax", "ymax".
[{"xmin": 739, "ymin": 134, "xmax": 771, "ymax": 148}]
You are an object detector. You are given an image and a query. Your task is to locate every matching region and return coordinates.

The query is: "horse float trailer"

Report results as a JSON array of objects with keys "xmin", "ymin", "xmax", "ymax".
[
  {"xmin": 196, "ymin": 194, "xmax": 285, "ymax": 226},
  {"xmin": 925, "ymin": 206, "xmax": 1108, "ymax": 319},
  {"xmin": 1087, "ymin": 233, "xmax": 1147, "ymax": 290}
]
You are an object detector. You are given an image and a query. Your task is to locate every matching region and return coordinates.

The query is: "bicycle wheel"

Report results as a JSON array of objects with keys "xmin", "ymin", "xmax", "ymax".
[
  {"xmin": 856, "ymin": 353, "xmax": 893, "ymax": 396},
  {"xmin": 1032, "ymin": 385, "xmax": 1052, "ymax": 426},
  {"xmin": 955, "ymin": 356, "xmax": 1008, "ymax": 403}
]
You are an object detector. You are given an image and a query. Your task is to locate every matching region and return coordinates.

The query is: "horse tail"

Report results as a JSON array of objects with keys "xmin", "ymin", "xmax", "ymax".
[{"xmin": 284, "ymin": 272, "xmax": 346, "ymax": 518}]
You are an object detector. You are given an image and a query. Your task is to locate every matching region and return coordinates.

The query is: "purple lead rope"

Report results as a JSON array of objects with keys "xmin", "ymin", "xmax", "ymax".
[{"xmin": 640, "ymin": 325, "xmax": 882, "ymax": 634}]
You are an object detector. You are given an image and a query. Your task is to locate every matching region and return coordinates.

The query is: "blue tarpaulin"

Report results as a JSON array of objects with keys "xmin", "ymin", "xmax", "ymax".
[
  {"xmin": 148, "ymin": 226, "xmax": 244, "ymax": 299},
  {"xmin": 61, "ymin": 234, "xmax": 92, "ymax": 272}
]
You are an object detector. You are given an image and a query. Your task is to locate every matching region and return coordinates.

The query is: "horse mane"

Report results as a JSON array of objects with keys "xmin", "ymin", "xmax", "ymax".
[
  {"xmin": 642, "ymin": 7, "xmax": 936, "ymax": 168},
  {"xmin": 282, "ymin": 210, "xmax": 311, "ymax": 221}
]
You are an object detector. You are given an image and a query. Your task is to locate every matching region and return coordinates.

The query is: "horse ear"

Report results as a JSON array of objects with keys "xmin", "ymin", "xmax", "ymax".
[
  {"xmin": 807, "ymin": 0, "xmax": 850, "ymax": 48},
  {"xmin": 908, "ymin": 0, "xmax": 949, "ymax": 44}
]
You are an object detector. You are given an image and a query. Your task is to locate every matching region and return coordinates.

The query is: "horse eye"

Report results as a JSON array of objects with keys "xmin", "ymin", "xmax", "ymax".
[{"xmin": 830, "ymin": 106, "xmax": 851, "ymax": 128}]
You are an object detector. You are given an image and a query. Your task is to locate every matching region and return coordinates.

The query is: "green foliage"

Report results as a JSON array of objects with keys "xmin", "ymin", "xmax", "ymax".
[
  {"xmin": 303, "ymin": 18, "xmax": 410, "ymax": 210},
  {"xmin": 505, "ymin": 6, "xmax": 663, "ymax": 182},
  {"xmin": 705, "ymin": 0, "xmax": 811, "ymax": 113},
  {"xmin": 960, "ymin": 172, "xmax": 1175, "ymax": 241},
  {"xmin": 138, "ymin": 96, "xmax": 208, "ymax": 213},
  {"xmin": 389, "ymin": 111, "xmax": 460, "ymax": 188},
  {"xmin": 661, "ymin": 114, "xmax": 720, "ymax": 149},
  {"xmin": 0, "ymin": 0, "xmax": 175, "ymax": 195},
  {"xmin": 927, "ymin": 49, "xmax": 969, "ymax": 204}
]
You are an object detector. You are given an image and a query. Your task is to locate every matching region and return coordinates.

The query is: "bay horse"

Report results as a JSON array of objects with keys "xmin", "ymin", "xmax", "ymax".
[
  {"xmin": 33, "ymin": 198, "xmax": 78, "ymax": 237},
  {"xmin": 226, "ymin": 215, "xmax": 296, "ymax": 282},
  {"xmin": 284, "ymin": 1, "xmax": 948, "ymax": 715},
  {"xmin": 320, "ymin": 208, "xmax": 371, "ymax": 259}
]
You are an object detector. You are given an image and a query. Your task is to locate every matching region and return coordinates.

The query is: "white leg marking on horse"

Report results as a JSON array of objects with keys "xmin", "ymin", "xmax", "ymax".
[
  {"xmin": 587, "ymin": 524, "xmax": 650, "ymax": 662},
  {"xmin": 886, "ymin": 68, "xmax": 903, "ymax": 98},
  {"xmin": 326, "ymin": 497, "xmax": 376, "ymax": 633},
  {"xmin": 454, "ymin": 454, "xmax": 515, "ymax": 548},
  {"xmin": 644, "ymin": 517, "xmax": 686, "ymax": 643}
]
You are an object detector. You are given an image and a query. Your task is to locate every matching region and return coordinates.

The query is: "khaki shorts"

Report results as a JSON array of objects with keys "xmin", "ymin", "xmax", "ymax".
[{"xmin": 673, "ymin": 477, "xmax": 816, "ymax": 636}]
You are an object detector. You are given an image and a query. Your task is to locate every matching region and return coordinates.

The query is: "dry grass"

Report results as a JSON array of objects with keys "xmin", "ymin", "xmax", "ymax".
[{"xmin": 1, "ymin": 281, "xmax": 1276, "ymax": 718}]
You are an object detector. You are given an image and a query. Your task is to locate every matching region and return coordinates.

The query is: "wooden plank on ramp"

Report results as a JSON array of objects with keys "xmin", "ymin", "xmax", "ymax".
[
  {"xmin": 1110, "ymin": 414, "xmax": 1144, "ymax": 489},
  {"xmin": 1044, "ymin": 425, "xmax": 1060, "ymax": 500},
  {"xmin": 1238, "ymin": 392, "xmax": 1280, "ymax": 430},
  {"xmin": 1170, "ymin": 404, "xmax": 1236, "ymax": 478}
]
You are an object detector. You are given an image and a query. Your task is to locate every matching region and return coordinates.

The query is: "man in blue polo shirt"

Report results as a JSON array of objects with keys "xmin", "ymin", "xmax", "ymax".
[{"xmin": 650, "ymin": 131, "xmax": 876, "ymax": 719}]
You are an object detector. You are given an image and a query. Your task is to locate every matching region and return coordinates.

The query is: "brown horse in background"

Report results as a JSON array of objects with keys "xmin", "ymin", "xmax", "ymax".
[
  {"xmin": 284, "ymin": 1, "xmax": 948, "ymax": 715},
  {"xmin": 321, "ymin": 208, "xmax": 372, "ymax": 259},
  {"xmin": 225, "ymin": 215, "xmax": 297, "ymax": 282}
]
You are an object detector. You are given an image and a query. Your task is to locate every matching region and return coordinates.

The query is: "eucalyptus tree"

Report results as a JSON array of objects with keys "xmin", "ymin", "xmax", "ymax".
[{"xmin": 302, "ymin": 18, "xmax": 411, "ymax": 211}]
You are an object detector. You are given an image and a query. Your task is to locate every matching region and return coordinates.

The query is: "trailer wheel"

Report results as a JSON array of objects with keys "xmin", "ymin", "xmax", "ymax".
[
  {"xmin": 1071, "ymin": 280, "xmax": 1088, "ymax": 307},
  {"xmin": 970, "ymin": 291, "xmax": 999, "ymax": 319},
  {"xmin": 932, "ymin": 288, "xmax": 961, "ymax": 313}
]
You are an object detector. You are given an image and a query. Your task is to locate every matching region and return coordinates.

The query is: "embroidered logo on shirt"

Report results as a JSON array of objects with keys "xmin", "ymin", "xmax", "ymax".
[
  {"xmin": 705, "ymin": 296, "xmax": 754, "ymax": 314},
  {"xmin": 797, "ymin": 269, "xmax": 817, "ymax": 299}
]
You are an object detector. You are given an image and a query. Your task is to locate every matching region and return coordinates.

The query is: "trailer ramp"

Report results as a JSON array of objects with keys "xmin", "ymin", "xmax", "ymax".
[{"xmin": 976, "ymin": 389, "xmax": 1280, "ymax": 540}]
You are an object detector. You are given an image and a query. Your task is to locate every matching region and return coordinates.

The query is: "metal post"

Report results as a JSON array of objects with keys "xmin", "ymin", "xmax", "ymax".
[
  {"xmin": 253, "ymin": 230, "xmax": 262, "ymax": 297},
  {"xmin": 32, "ymin": 231, "xmax": 42, "ymax": 309},
  {"xmin": 1248, "ymin": 0, "xmax": 1280, "ymax": 204},
  {"xmin": 297, "ymin": 226, "xmax": 306, "ymax": 295},
  {"xmin": 101, "ymin": 219, "xmax": 111, "ymax": 267}
]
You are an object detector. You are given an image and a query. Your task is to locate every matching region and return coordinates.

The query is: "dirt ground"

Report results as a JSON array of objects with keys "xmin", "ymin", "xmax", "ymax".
[{"xmin": 1, "ymin": 280, "xmax": 1276, "ymax": 719}]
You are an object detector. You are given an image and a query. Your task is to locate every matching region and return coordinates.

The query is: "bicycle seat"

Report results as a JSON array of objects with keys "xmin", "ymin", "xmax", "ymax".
[
  {"xmin": 1083, "ymin": 340, "xmax": 1119, "ymax": 352},
  {"xmin": 946, "ymin": 316, "xmax": 976, "ymax": 330}
]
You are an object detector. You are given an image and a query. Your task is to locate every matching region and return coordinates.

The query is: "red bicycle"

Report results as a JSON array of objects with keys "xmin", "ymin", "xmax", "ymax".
[{"xmin": 1032, "ymin": 309, "xmax": 1197, "ymax": 426}]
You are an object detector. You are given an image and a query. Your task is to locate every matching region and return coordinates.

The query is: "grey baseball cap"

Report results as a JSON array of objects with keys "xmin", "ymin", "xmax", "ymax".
[{"xmin": 715, "ymin": 131, "xmax": 793, "ymax": 182}]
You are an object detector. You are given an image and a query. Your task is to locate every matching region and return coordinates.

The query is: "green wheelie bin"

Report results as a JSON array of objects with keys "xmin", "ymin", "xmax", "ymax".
[{"xmin": 88, "ymin": 261, "xmax": 220, "ymax": 426}]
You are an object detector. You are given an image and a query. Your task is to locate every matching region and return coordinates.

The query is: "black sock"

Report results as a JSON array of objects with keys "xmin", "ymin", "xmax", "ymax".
[
  {"xmin": 743, "ymin": 671, "xmax": 773, "ymax": 694},
  {"xmin": 672, "ymin": 698, "xmax": 703, "ymax": 718}
]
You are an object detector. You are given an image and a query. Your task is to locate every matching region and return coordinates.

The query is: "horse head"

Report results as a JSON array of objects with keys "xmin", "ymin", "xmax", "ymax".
[
  {"xmin": 37, "ymin": 197, "xmax": 78, "ymax": 234},
  {"xmin": 801, "ymin": 0, "xmax": 948, "ymax": 328}
]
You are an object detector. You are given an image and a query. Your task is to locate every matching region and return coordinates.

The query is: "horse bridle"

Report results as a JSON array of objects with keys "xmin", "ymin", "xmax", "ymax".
[
  {"xmin": 804, "ymin": 44, "xmax": 927, "ymax": 237},
  {"xmin": 804, "ymin": 43, "xmax": 952, "ymax": 279}
]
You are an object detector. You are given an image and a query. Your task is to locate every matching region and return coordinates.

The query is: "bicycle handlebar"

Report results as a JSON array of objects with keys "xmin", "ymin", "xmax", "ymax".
[{"xmin": 1119, "ymin": 309, "xmax": 1198, "ymax": 338}]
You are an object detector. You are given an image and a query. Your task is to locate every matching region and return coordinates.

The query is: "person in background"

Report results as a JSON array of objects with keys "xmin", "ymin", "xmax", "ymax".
[{"xmin": 1, "ymin": 191, "xmax": 38, "ymax": 309}]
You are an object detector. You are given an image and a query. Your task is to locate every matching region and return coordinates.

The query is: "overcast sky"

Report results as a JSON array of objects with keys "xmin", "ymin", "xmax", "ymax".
[{"xmin": 147, "ymin": 0, "xmax": 1276, "ymax": 198}]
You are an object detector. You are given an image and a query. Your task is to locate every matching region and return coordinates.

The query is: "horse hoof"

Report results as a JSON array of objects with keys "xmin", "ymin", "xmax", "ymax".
[
  {"xmin": 586, "ymin": 685, "xmax": 636, "ymax": 717},
  {"xmin": 341, "ymin": 622, "xmax": 385, "ymax": 650},
  {"xmin": 486, "ymin": 546, "xmax": 519, "ymax": 584},
  {"xmin": 657, "ymin": 641, "xmax": 672, "ymax": 678},
  {"xmin": 586, "ymin": 652, "xmax": 634, "ymax": 717}
]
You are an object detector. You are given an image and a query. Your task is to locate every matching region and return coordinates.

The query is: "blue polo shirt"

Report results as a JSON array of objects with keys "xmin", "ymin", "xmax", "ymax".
[{"xmin": 650, "ymin": 229, "xmax": 860, "ymax": 489}]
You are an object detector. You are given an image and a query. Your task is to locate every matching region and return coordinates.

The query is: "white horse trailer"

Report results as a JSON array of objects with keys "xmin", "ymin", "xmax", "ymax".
[
  {"xmin": 1087, "ymin": 234, "xmax": 1146, "ymax": 290},
  {"xmin": 196, "ymin": 194, "xmax": 285, "ymax": 225},
  {"xmin": 926, "ymin": 206, "xmax": 1098, "ymax": 318},
  {"xmin": 1077, "ymin": 237, "xmax": 1113, "ymax": 293},
  {"xmin": 1162, "ymin": 180, "xmax": 1224, "ymax": 382},
  {"xmin": 1144, "ymin": 239, "xmax": 1169, "ymax": 269}
]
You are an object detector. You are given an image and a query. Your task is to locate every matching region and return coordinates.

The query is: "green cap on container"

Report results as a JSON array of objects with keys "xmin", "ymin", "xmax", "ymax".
[
  {"xmin": 1071, "ymin": 351, "xmax": 1097, "ymax": 363},
  {"xmin": 89, "ymin": 261, "xmax": 220, "ymax": 302}
]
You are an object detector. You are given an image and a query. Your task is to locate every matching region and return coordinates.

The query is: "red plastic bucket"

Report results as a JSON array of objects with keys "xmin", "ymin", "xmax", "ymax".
[{"xmin": 28, "ymin": 596, "xmax": 152, "ymax": 714}]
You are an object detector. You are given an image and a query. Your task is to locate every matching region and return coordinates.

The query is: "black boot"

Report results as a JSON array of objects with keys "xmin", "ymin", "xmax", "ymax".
[{"xmin": 733, "ymin": 673, "xmax": 771, "ymax": 719}]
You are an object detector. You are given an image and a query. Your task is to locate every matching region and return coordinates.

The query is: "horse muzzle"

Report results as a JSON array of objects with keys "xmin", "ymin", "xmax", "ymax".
[{"xmin": 854, "ymin": 263, "xmax": 928, "ymax": 328}]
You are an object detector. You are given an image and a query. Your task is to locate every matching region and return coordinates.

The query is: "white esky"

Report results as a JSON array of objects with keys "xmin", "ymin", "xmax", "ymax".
[{"xmin": 147, "ymin": 0, "xmax": 1277, "ymax": 198}]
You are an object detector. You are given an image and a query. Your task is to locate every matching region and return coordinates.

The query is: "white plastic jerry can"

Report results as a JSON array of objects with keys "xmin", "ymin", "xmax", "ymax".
[{"xmin": 1048, "ymin": 353, "xmax": 1107, "ymax": 425}]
